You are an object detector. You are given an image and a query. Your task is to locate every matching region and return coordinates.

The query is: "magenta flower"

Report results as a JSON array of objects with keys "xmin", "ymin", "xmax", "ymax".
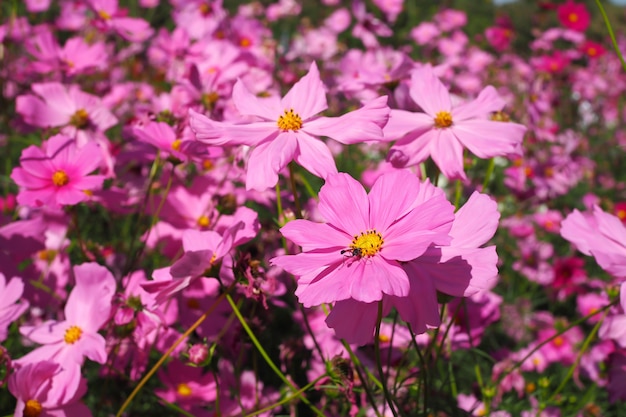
[
  {"xmin": 271, "ymin": 170, "xmax": 454, "ymax": 306},
  {"xmin": 9, "ymin": 361, "xmax": 92, "ymax": 417},
  {"xmin": 17, "ymin": 263, "xmax": 116, "ymax": 369},
  {"xmin": 385, "ymin": 66, "xmax": 526, "ymax": 180},
  {"xmin": 0, "ymin": 273, "xmax": 29, "ymax": 343},
  {"xmin": 189, "ymin": 62, "xmax": 390, "ymax": 191},
  {"xmin": 10, "ymin": 134, "xmax": 105, "ymax": 208}
]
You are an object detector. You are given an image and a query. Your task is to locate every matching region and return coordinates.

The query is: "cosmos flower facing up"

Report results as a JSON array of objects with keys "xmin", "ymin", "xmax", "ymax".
[
  {"xmin": 557, "ymin": 0, "xmax": 590, "ymax": 32},
  {"xmin": 189, "ymin": 61, "xmax": 390, "ymax": 191},
  {"xmin": 385, "ymin": 66, "xmax": 526, "ymax": 180},
  {"xmin": 10, "ymin": 134, "xmax": 105, "ymax": 208},
  {"xmin": 271, "ymin": 170, "xmax": 455, "ymax": 307}
]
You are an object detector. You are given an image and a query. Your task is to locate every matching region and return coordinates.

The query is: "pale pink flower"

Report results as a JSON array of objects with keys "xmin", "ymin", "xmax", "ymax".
[
  {"xmin": 189, "ymin": 62, "xmax": 390, "ymax": 191},
  {"xmin": 17, "ymin": 263, "xmax": 116, "ymax": 368},
  {"xmin": 87, "ymin": 0, "xmax": 154, "ymax": 42},
  {"xmin": 561, "ymin": 206, "xmax": 626, "ymax": 280},
  {"xmin": 10, "ymin": 134, "xmax": 105, "ymax": 208},
  {"xmin": 0, "ymin": 273, "xmax": 29, "ymax": 343},
  {"xmin": 271, "ymin": 170, "xmax": 454, "ymax": 307},
  {"xmin": 9, "ymin": 361, "xmax": 91, "ymax": 417},
  {"xmin": 385, "ymin": 66, "xmax": 526, "ymax": 180}
]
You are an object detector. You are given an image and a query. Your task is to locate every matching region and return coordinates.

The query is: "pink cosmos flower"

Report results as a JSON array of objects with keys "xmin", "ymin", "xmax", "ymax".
[
  {"xmin": 557, "ymin": 0, "xmax": 590, "ymax": 32},
  {"xmin": 0, "ymin": 273, "xmax": 29, "ymax": 343},
  {"xmin": 271, "ymin": 170, "xmax": 454, "ymax": 307},
  {"xmin": 385, "ymin": 66, "xmax": 526, "ymax": 180},
  {"xmin": 155, "ymin": 359, "xmax": 216, "ymax": 416},
  {"xmin": 561, "ymin": 206, "xmax": 626, "ymax": 280},
  {"xmin": 17, "ymin": 263, "xmax": 116, "ymax": 368},
  {"xmin": 87, "ymin": 0, "xmax": 154, "ymax": 42},
  {"xmin": 189, "ymin": 62, "xmax": 390, "ymax": 191},
  {"xmin": 8, "ymin": 361, "xmax": 91, "ymax": 417},
  {"xmin": 326, "ymin": 191, "xmax": 500, "ymax": 345},
  {"xmin": 10, "ymin": 134, "xmax": 105, "ymax": 208}
]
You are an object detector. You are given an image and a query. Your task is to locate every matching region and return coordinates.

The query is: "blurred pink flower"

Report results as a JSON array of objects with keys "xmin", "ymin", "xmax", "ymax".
[
  {"xmin": 10, "ymin": 134, "xmax": 105, "ymax": 208},
  {"xmin": 271, "ymin": 170, "xmax": 454, "ymax": 307},
  {"xmin": 9, "ymin": 361, "xmax": 91, "ymax": 417},
  {"xmin": 0, "ymin": 273, "xmax": 29, "ymax": 343},
  {"xmin": 385, "ymin": 66, "xmax": 526, "ymax": 180},
  {"xmin": 155, "ymin": 359, "xmax": 216, "ymax": 416},
  {"xmin": 18, "ymin": 263, "xmax": 116, "ymax": 368},
  {"xmin": 557, "ymin": 0, "xmax": 590, "ymax": 32},
  {"xmin": 561, "ymin": 206, "xmax": 626, "ymax": 280},
  {"xmin": 189, "ymin": 62, "xmax": 390, "ymax": 191},
  {"xmin": 87, "ymin": 0, "xmax": 154, "ymax": 42}
]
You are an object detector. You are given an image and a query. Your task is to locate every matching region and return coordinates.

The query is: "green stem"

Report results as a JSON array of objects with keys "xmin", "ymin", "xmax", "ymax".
[
  {"xmin": 288, "ymin": 163, "xmax": 303, "ymax": 219},
  {"xmin": 594, "ymin": 0, "xmax": 626, "ymax": 73},
  {"xmin": 374, "ymin": 301, "xmax": 400, "ymax": 417},
  {"xmin": 226, "ymin": 294, "xmax": 326, "ymax": 417},
  {"xmin": 246, "ymin": 376, "xmax": 326, "ymax": 417},
  {"xmin": 482, "ymin": 158, "xmax": 496, "ymax": 191}
]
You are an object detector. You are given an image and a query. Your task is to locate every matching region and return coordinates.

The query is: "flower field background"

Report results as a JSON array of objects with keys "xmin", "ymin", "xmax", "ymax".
[{"xmin": 1, "ymin": 0, "xmax": 626, "ymax": 416}]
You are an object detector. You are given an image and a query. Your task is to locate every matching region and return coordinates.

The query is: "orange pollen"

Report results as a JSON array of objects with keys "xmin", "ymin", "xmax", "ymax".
[
  {"xmin": 378, "ymin": 334, "xmax": 390, "ymax": 343},
  {"xmin": 239, "ymin": 37, "xmax": 252, "ymax": 48},
  {"xmin": 52, "ymin": 170, "xmax": 69, "ymax": 187},
  {"xmin": 568, "ymin": 13, "xmax": 579, "ymax": 23},
  {"xmin": 434, "ymin": 111, "xmax": 453, "ymax": 128},
  {"xmin": 197, "ymin": 215, "xmax": 210, "ymax": 228},
  {"xmin": 277, "ymin": 109, "xmax": 302, "ymax": 131},
  {"xmin": 177, "ymin": 383, "xmax": 192, "ymax": 397},
  {"xmin": 171, "ymin": 139, "xmax": 182, "ymax": 151},
  {"xmin": 544, "ymin": 167, "xmax": 554, "ymax": 178},
  {"xmin": 24, "ymin": 399, "xmax": 43, "ymax": 417},
  {"xmin": 199, "ymin": 3, "xmax": 212, "ymax": 16},
  {"xmin": 202, "ymin": 160, "xmax": 214, "ymax": 171},
  {"xmin": 553, "ymin": 336, "xmax": 564, "ymax": 347},
  {"xmin": 37, "ymin": 249, "xmax": 58, "ymax": 262},
  {"xmin": 83, "ymin": 189, "xmax": 93, "ymax": 197},
  {"xmin": 98, "ymin": 10, "xmax": 111, "ymax": 20},
  {"xmin": 525, "ymin": 382, "xmax": 536, "ymax": 394},
  {"xmin": 64, "ymin": 325, "xmax": 83, "ymax": 344},
  {"xmin": 210, "ymin": 253, "xmax": 217, "ymax": 264},
  {"xmin": 617, "ymin": 209, "xmax": 626, "ymax": 220},
  {"xmin": 70, "ymin": 108, "xmax": 89, "ymax": 128},
  {"xmin": 587, "ymin": 47, "xmax": 597, "ymax": 56}
]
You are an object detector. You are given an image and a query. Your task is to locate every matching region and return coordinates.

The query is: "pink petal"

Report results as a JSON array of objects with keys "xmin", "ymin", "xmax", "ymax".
[
  {"xmin": 245, "ymin": 132, "xmax": 298, "ymax": 191},
  {"xmin": 73, "ymin": 141, "xmax": 103, "ymax": 176},
  {"xmin": 10, "ymin": 167, "xmax": 51, "ymax": 189},
  {"xmin": 452, "ymin": 119, "xmax": 526, "ymax": 159},
  {"xmin": 387, "ymin": 128, "xmax": 437, "ymax": 168},
  {"xmin": 20, "ymin": 320, "xmax": 66, "ymax": 344},
  {"xmin": 368, "ymin": 169, "xmax": 421, "ymax": 232},
  {"xmin": 294, "ymin": 133, "xmax": 338, "ymax": 179},
  {"xmin": 326, "ymin": 299, "xmax": 379, "ymax": 345},
  {"xmin": 65, "ymin": 263, "xmax": 116, "ymax": 330},
  {"xmin": 170, "ymin": 250, "xmax": 214, "ymax": 278},
  {"xmin": 271, "ymin": 251, "xmax": 341, "ymax": 276},
  {"xmin": 383, "ymin": 109, "xmax": 433, "ymax": 141},
  {"xmin": 304, "ymin": 96, "xmax": 389, "ymax": 144},
  {"xmin": 453, "ymin": 85, "xmax": 506, "ymax": 121},
  {"xmin": 409, "ymin": 66, "xmax": 451, "ymax": 116},
  {"xmin": 391, "ymin": 267, "xmax": 441, "ymax": 333},
  {"xmin": 279, "ymin": 219, "xmax": 350, "ymax": 251},
  {"xmin": 451, "ymin": 192, "xmax": 500, "ymax": 247},
  {"xmin": 430, "ymin": 129, "xmax": 467, "ymax": 180},
  {"xmin": 318, "ymin": 173, "xmax": 368, "ymax": 235},
  {"xmin": 282, "ymin": 62, "xmax": 328, "ymax": 120},
  {"xmin": 189, "ymin": 108, "xmax": 275, "ymax": 146},
  {"xmin": 232, "ymin": 79, "xmax": 282, "ymax": 120}
]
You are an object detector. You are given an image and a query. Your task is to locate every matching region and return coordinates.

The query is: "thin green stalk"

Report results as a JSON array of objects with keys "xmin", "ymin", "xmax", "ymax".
[
  {"xmin": 275, "ymin": 183, "xmax": 284, "ymax": 220},
  {"xmin": 341, "ymin": 339, "xmax": 383, "ymax": 417},
  {"xmin": 482, "ymin": 158, "xmax": 496, "ymax": 191},
  {"xmin": 288, "ymin": 163, "xmax": 303, "ymax": 219},
  {"xmin": 246, "ymin": 376, "xmax": 326, "ymax": 417},
  {"xmin": 545, "ymin": 308, "xmax": 609, "ymax": 406},
  {"xmin": 116, "ymin": 289, "xmax": 230, "ymax": 417},
  {"xmin": 374, "ymin": 301, "xmax": 400, "ymax": 417},
  {"xmin": 225, "ymin": 293, "xmax": 326, "ymax": 417},
  {"xmin": 594, "ymin": 0, "xmax": 626, "ymax": 73}
]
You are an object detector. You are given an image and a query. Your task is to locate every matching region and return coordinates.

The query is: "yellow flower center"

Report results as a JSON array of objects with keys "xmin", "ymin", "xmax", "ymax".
[
  {"xmin": 617, "ymin": 209, "xmax": 626, "ymax": 220},
  {"xmin": 433, "ymin": 111, "xmax": 453, "ymax": 128},
  {"xmin": 568, "ymin": 12, "xmax": 578, "ymax": 23},
  {"xmin": 525, "ymin": 382, "xmax": 536, "ymax": 394},
  {"xmin": 197, "ymin": 215, "xmax": 210, "ymax": 228},
  {"xmin": 171, "ymin": 139, "xmax": 182, "ymax": 151},
  {"xmin": 52, "ymin": 170, "xmax": 69, "ymax": 186},
  {"xmin": 37, "ymin": 249, "xmax": 58, "ymax": 263},
  {"xmin": 552, "ymin": 336, "xmax": 564, "ymax": 347},
  {"xmin": 587, "ymin": 47, "xmax": 597, "ymax": 56},
  {"xmin": 98, "ymin": 10, "xmax": 111, "ymax": 20},
  {"xmin": 177, "ymin": 383, "xmax": 192, "ymax": 397},
  {"xmin": 378, "ymin": 334, "xmax": 390, "ymax": 343},
  {"xmin": 24, "ymin": 399, "xmax": 43, "ymax": 417},
  {"xmin": 70, "ymin": 108, "xmax": 89, "ymax": 128},
  {"xmin": 277, "ymin": 109, "xmax": 303, "ymax": 131},
  {"xmin": 64, "ymin": 325, "xmax": 83, "ymax": 344},
  {"xmin": 491, "ymin": 111, "xmax": 510, "ymax": 122},
  {"xmin": 239, "ymin": 37, "xmax": 252, "ymax": 48},
  {"xmin": 348, "ymin": 230, "xmax": 384, "ymax": 258}
]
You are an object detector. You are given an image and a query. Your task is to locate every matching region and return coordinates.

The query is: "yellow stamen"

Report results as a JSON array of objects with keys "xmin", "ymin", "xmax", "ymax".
[
  {"xmin": 378, "ymin": 334, "xmax": 390, "ymax": 343},
  {"xmin": 52, "ymin": 170, "xmax": 69, "ymax": 187},
  {"xmin": 69, "ymin": 108, "xmax": 89, "ymax": 128},
  {"xmin": 37, "ymin": 249, "xmax": 57, "ymax": 263},
  {"xmin": 617, "ymin": 210, "xmax": 626, "ymax": 220},
  {"xmin": 98, "ymin": 10, "xmax": 111, "ymax": 20},
  {"xmin": 171, "ymin": 139, "xmax": 182, "ymax": 151},
  {"xmin": 350, "ymin": 230, "xmax": 384, "ymax": 257},
  {"xmin": 277, "ymin": 109, "xmax": 302, "ymax": 131},
  {"xmin": 177, "ymin": 383, "xmax": 192, "ymax": 397},
  {"xmin": 433, "ymin": 111, "xmax": 453, "ymax": 128},
  {"xmin": 552, "ymin": 336, "xmax": 564, "ymax": 347},
  {"xmin": 24, "ymin": 399, "xmax": 43, "ymax": 417},
  {"xmin": 239, "ymin": 37, "xmax": 252, "ymax": 48},
  {"xmin": 64, "ymin": 325, "xmax": 83, "ymax": 344},
  {"xmin": 197, "ymin": 215, "xmax": 210, "ymax": 228},
  {"xmin": 568, "ymin": 13, "xmax": 578, "ymax": 23}
]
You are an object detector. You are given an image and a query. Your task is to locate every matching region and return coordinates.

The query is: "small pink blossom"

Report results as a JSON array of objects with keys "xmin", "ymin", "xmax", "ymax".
[
  {"xmin": 10, "ymin": 134, "xmax": 105, "ymax": 208},
  {"xmin": 189, "ymin": 62, "xmax": 390, "ymax": 191},
  {"xmin": 0, "ymin": 273, "xmax": 29, "ymax": 343}
]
